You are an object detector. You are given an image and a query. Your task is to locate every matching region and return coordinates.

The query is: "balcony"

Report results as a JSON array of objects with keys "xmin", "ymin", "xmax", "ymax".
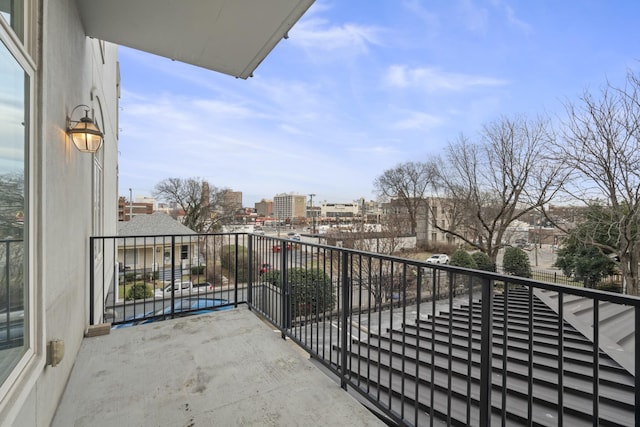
[{"xmin": 55, "ymin": 233, "xmax": 639, "ymax": 426}]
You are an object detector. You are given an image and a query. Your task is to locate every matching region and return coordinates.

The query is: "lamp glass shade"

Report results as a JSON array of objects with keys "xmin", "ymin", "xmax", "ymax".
[{"xmin": 69, "ymin": 116, "xmax": 103, "ymax": 153}]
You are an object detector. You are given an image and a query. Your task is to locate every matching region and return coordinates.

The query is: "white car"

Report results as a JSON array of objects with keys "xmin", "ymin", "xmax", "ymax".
[
  {"xmin": 154, "ymin": 281, "xmax": 193, "ymax": 298},
  {"xmin": 426, "ymin": 254, "xmax": 449, "ymax": 264}
]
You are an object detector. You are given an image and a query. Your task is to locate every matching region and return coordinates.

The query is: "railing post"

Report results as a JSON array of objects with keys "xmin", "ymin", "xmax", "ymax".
[
  {"xmin": 247, "ymin": 234, "xmax": 252, "ymax": 307},
  {"xmin": 234, "ymin": 234, "xmax": 239, "ymax": 307},
  {"xmin": 3, "ymin": 241, "xmax": 9, "ymax": 343},
  {"xmin": 340, "ymin": 251, "xmax": 350, "ymax": 390},
  {"xmin": 479, "ymin": 277, "xmax": 493, "ymax": 427},
  {"xmin": 170, "ymin": 235, "xmax": 176, "ymax": 317},
  {"xmin": 89, "ymin": 236, "xmax": 95, "ymax": 325},
  {"xmin": 636, "ymin": 306, "xmax": 640, "ymax": 427},
  {"xmin": 281, "ymin": 241, "xmax": 290, "ymax": 337}
]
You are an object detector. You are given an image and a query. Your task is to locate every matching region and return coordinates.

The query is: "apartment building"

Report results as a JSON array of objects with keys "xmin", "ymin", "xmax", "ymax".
[
  {"xmin": 222, "ymin": 190, "xmax": 243, "ymax": 212},
  {"xmin": 118, "ymin": 197, "xmax": 154, "ymax": 221},
  {"xmin": 273, "ymin": 193, "xmax": 306, "ymax": 220},
  {"xmin": 320, "ymin": 202, "xmax": 358, "ymax": 219},
  {"xmin": 254, "ymin": 199, "xmax": 273, "ymax": 217}
]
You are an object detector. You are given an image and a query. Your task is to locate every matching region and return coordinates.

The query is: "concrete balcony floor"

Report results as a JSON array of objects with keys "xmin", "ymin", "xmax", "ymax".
[{"xmin": 52, "ymin": 307, "xmax": 385, "ymax": 427}]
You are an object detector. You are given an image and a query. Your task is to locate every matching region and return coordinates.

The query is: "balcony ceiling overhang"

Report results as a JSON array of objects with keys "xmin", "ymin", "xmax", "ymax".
[{"xmin": 76, "ymin": 0, "xmax": 314, "ymax": 79}]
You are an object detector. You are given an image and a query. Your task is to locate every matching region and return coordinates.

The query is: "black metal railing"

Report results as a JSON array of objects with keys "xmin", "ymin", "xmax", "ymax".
[
  {"xmin": 497, "ymin": 265, "xmax": 625, "ymax": 293},
  {"xmin": 90, "ymin": 233, "xmax": 640, "ymax": 426},
  {"xmin": 0, "ymin": 238, "xmax": 24, "ymax": 351},
  {"xmin": 90, "ymin": 233, "xmax": 245, "ymax": 327}
]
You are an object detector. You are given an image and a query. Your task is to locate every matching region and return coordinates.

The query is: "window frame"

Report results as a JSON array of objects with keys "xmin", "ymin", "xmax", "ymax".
[{"xmin": 0, "ymin": 6, "xmax": 39, "ymax": 402}]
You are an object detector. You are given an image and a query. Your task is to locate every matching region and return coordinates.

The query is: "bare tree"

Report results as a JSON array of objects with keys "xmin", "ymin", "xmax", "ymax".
[
  {"xmin": 153, "ymin": 177, "xmax": 234, "ymax": 233},
  {"xmin": 0, "ymin": 173, "xmax": 24, "ymax": 239},
  {"xmin": 0, "ymin": 173, "xmax": 25, "ymax": 310},
  {"xmin": 557, "ymin": 71, "xmax": 640, "ymax": 295},
  {"xmin": 353, "ymin": 214, "xmax": 416, "ymax": 307},
  {"xmin": 349, "ymin": 212, "xmax": 408, "ymax": 255},
  {"xmin": 435, "ymin": 116, "xmax": 565, "ymax": 263},
  {"xmin": 374, "ymin": 161, "xmax": 438, "ymax": 234}
]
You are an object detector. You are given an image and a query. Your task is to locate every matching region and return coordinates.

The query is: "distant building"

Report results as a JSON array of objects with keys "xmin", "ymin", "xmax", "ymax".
[
  {"xmin": 117, "ymin": 212, "xmax": 198, "ymax": 275},
  {"xmin": 359, "ymin": 199, "xmax": 381, "ymax": 223},
  {"xmin": 118, "ymin": 197, "xmax": 154, "ymax": 221},
  {"xmin": 273, "ymin": 193, "xmax": 306, "ymax": 220},
  {"xmin": 321, "ymin": 202, "xmax": 358, "ymax": 219},
  {"xmin": 223, "ymin": 191, "xmax": 243, "ymax": 212},
  {"xmin": 136, "ymin": 196, "xmax": 156, "ymax": 205},
  {"xmin": 155, "ymin": 202, "xmax": 186, "ymax": 223},
  {"xmin": 255, "ymin": 199, "xmax": 273, "ymax": 217}
]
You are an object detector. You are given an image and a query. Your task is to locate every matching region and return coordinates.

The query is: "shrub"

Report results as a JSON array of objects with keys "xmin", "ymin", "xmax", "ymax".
[
  {"xmin": 125, "ymin": 283, "xmax": 153, "ymax": 301},
  {"xmin": 423, "ymin": 242, "xmax": 457, "ymax": 255},
  {"xmin": 596, "ymin": 281, "xmax": 622, "ymax": 293},
  {"xmin": 261, "ymin": 270, "xmax": 281, "ymax": 286},
  {"xmin": 503, "ymin": 247, "xmax": 531, "ymax": 278},
  {"xmin": 449, "ymin": 249, "xmax": 476, "ymax": 268},
  {"xmin": 471, "ymin": 251, "xmax": 495, "ymax": 272},
  {"xmin": 555, "ymin": 244, "xmax": 615, "ymax": 288},
  {"xmin": 191, "ymin": 265, "xmax": 205, "ymax": 275},
  {"xmin": 220, "ymin": 244, "xmax": 253, "ymax": 282},
  {"xmin": 287, "ymin": 268, "xmax": 335, "ymax": 317},
  {"xmin": 262, "ymin": 268, "xmax": 335, "ymax": 318}
]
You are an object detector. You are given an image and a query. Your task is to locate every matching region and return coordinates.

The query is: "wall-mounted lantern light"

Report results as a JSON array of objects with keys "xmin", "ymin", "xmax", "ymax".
[{"xmin": 67, "ymin": 104, "xmax": 104, "ymax": 153}]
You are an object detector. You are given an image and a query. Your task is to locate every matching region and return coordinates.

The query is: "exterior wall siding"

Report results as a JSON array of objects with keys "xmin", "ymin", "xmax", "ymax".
[{"xmin": 2, "ymin": 0, "xmax": 119, "ymax": 425}]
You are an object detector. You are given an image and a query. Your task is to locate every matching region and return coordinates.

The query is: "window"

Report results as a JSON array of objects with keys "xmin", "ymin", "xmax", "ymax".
[
  {"xmin": 123, "ymin": 249, "xmax": 138, "ymax": 268},
  {"xmin": 0, "ymin": 33, "xmax": 31, "ymax": 388},
  {"xmin": 0, "ymin": 0, "xmax": 24, "ymax": 42}
]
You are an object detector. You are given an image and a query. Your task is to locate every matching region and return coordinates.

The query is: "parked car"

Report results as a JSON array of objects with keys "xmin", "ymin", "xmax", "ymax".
[
  {"xmin": 272, "ymin": 243, "xmax": 292, "ymax": 252},
  {"xmin": 193, "ymin": 282, "xmax": 213, "ymax": 292},
  {"xmin": 287, "ymin": 232, "xmax": 300, "ymax": 241},
  {"xmin": 154, "ymin": 281, "xmax": 212, "ymax": 298},
  {"xmin": 155, "ymin": 281, "xmax": 191, "ymax": 298},
  {"xmin": 426, "ymin": 254, "xmax": 449, "ymax": 264},
  {"xmin": 259, "ymin": 263, "xmax": 272, "ymax": 275}
]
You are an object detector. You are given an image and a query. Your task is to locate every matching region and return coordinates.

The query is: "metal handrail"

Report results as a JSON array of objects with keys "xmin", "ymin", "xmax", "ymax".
[{"xmin": 89, "ymin": 232, "xmax": 640, "ymax": 426}]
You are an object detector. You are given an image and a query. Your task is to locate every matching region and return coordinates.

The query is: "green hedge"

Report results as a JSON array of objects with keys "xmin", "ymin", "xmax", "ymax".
[{"xmin": 125, "ymin": 283, "xmax": 153, "ymax": 301}]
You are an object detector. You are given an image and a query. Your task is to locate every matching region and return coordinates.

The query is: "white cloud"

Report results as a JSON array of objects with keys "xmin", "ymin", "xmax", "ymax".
[
  {"xmin": 192, "ymin": 99, "xmax": 256, "ymax": 119},
  {"xmin": 279, "ymin": 124, "xmax": 305, "ymax": 135},
  {"xmin": 484, "ymin": 0, "xmax": 532, "ymax": 34},
  {"xmin": 504, "ymin": 5, "xmax": 532, "ymax": 33},
  {"xmin": 389, "ymin": 111, "xmax": 443, "ymax": 130},
  {"xmin": 385, "ymin": 65, "xmax": 508, "ymax": 92},
  {"xmin": 290, "ymin": 17, "xmax": 383, "ymax": 54},
  {"xmin": 349, "ymin": 145, "xmax": 399, "ymax": 155},
  {"xmin": 402, "ymin": 0, "xmax": 439, "ymax": 26},
  {"xmin": 458, "ymin": 0, "xmax": 490, "ymax": 33}
]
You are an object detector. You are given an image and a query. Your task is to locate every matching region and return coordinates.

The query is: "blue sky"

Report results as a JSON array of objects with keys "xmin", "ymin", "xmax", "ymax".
[{"xmin": 118, "ymin": 0, "xmax": 639, "ymax": 207}]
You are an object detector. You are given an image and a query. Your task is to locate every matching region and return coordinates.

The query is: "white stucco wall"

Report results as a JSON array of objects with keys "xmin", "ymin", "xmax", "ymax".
[{"xmin": 2, "ymin": 0, "xmax": 119, "ymax": 425}]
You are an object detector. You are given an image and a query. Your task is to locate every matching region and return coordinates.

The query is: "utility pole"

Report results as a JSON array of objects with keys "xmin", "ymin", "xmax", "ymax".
[
  {"xmin": 308, "ymin": 194, "xmax": 316, "ymax": 234},
  {"xmin": 129, "ymin": 188, "xmax": 133, "ymax": 221}
]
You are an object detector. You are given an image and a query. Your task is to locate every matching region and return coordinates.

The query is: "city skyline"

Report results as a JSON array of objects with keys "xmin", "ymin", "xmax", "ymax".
[{"xmin": 117, "ymin": 1, "xmax": 640, "ymax": 206}]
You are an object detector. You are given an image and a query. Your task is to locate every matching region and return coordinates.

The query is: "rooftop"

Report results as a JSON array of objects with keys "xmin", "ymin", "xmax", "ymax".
[{"xmin": 117, "ymin": 212, "xmax": 196, "ymax": 236}]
